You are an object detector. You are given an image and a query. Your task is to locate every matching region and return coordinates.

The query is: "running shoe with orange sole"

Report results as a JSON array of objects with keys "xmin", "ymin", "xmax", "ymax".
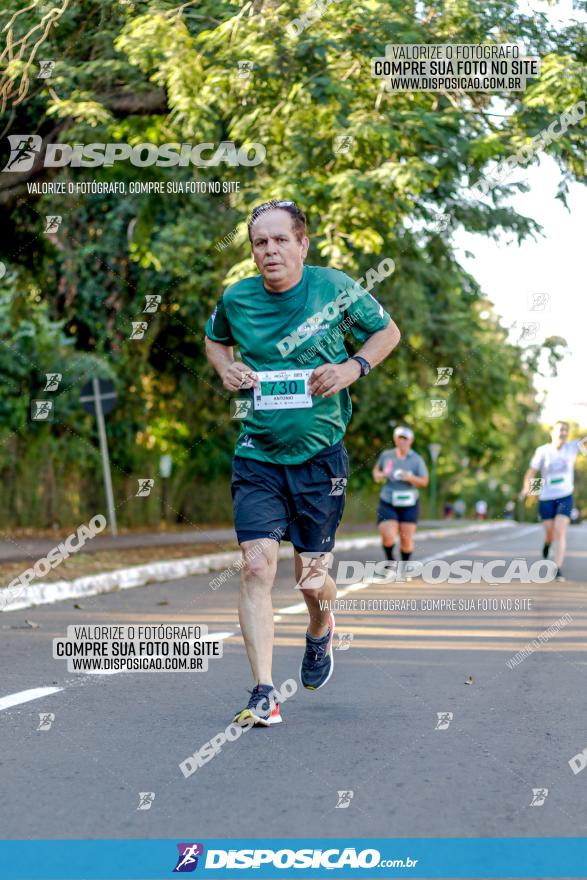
[{"xmin": 300, "ymin": 612, "xmax": 335, "ymax": 690}]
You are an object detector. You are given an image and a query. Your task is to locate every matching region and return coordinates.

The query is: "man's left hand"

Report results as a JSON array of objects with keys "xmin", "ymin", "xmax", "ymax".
[{"xmin": 308, "ymin": 360, "xmax": 362, "ymax": 398}]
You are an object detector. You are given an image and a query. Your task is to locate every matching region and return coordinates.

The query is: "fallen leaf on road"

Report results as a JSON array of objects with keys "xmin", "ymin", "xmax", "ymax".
[
  {"xmin": 465, "ymin": 675, "xmax": 473, "ymax": 685},
  {"xmin": 24, "ymin": 619, "xmax": 39, "ymax": 629}
]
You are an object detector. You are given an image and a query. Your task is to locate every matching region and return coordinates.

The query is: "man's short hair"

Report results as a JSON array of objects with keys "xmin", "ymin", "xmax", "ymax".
[
  {"xmin": 553, "ymin": 420, "xmax": 569, "ymax": 428},
  {"xmin": 248, "ymin": 200, "xmax": 308, "ymax": 243}
]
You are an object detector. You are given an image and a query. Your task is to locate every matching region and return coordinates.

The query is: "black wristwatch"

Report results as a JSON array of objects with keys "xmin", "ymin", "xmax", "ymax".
[{"xmin": 350, "ymin": 355, "xmax": 371, "ymax": 377}]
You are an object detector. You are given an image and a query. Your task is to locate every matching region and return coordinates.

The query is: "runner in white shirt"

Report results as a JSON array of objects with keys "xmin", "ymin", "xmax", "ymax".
[{"xmin": 521, "ymin": 420, "xmax": 586, "ymax": 581}]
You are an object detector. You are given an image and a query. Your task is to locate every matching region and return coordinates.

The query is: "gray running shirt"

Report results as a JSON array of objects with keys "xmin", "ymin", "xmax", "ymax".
[{"xmin": 376, "ymin": 448, "xmax": 428, "ymax": 504}]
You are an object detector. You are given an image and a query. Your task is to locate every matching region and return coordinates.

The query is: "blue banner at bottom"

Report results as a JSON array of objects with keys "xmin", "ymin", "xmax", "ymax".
[{"xmin": 1, "ymin": 838, "xmax": 586, "ymax": 879}]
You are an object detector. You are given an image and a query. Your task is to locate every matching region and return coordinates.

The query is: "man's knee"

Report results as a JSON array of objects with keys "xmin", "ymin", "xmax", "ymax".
[{"xmin": 241, "ymin": 551, "xmax": 276, "ymax": 586}]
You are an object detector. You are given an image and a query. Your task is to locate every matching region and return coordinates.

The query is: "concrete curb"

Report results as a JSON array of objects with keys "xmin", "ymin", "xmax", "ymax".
[{"xmin": 0, "ymin": 521, "xmax": 516, "ymax": 613}]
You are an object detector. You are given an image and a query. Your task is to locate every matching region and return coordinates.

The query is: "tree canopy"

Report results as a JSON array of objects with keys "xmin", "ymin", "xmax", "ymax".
[{"xmin": 0, "ymin": 0, "xmax": 584, "ymax": 527}]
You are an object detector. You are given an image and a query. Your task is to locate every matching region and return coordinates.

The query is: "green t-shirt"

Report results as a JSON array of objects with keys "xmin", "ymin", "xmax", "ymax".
[{"xmin": 205, "ymin": 264, "xmax": 391, "ymax": 464}]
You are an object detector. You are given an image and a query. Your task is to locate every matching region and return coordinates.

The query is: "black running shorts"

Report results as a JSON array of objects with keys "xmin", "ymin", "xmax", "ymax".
[{"xmin": 231, "ymin": 441, "xmax": 349, "ymax": 553}]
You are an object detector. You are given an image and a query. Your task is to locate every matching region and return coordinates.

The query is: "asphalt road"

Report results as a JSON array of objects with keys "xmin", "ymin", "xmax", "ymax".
[{"xmin": 1, "ymin": 522, "xmax": 586, "ymax": 842}]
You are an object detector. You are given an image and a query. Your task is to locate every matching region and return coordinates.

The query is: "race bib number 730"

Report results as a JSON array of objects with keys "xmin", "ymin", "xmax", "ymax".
[{"xmin": 253, "ymin": 369, "xmax": 313, "ymax": 410}]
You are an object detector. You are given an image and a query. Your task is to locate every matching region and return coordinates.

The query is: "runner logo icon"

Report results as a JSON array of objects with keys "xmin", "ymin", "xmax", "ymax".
[
  {"xmin": 335, "ymin": 790, "xmax": 354, "ymax": 808},
  {"xmin": 2, "ymin": 135, "xmax": 42, "ymax": 172},
  {"xmin": 329, "ymin": 477, "xmax": 347, "ymax": 496},
  {"xmin": 435, "ymin": 712, "xmax": 453, "ymax": 730},
  {"xmin": 530, "ymin": 788, "xmax": 549, "ymax": 806},
  {"xmin": 173, "ymin": 843, "xmax": 204, "ymax": 872},
  {"xmin": 297, "ymin": 553, "xmax": 334, "ymax": 590}
]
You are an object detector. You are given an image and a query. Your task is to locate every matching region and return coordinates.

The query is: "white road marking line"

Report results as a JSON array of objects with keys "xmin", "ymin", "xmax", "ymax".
[
  {"xmin": 202, "ymin": 631, "xmax": 235, "ymax": 641},
  {"xmin": 0, "ymin": 686, "xmax": 63, "ymax": 712}
]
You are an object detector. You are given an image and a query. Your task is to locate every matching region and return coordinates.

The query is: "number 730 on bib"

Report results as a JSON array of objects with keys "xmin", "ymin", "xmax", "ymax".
[{"xmin": 253, "ymin": 369, "xmax": 313, "ymax": 410}]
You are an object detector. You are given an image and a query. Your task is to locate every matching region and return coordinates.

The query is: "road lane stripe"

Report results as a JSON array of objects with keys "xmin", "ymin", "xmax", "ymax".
[{"xmin": 0, "ymin": 686, "xmax": 63, "ymax": 712}]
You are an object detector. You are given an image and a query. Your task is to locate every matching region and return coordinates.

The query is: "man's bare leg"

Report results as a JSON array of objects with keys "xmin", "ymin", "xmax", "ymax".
[
  {"xmin": 294, "ymin": 551, "xmax": 336, "ymax": 638},
  {"xmin": 238, "ymin": 538, "xmax": 280, "ymax": 684}
]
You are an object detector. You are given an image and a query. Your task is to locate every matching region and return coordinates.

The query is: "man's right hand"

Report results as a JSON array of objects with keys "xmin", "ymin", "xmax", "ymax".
[{"xmin": 221, "ymin": 361, "xmax": 259, "ymax": 392}]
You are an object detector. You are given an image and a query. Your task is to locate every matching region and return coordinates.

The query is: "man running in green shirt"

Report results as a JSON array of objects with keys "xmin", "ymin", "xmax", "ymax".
[{"xmin": 205, "ymin": 200, "xmax": 400, "ymax": 726}]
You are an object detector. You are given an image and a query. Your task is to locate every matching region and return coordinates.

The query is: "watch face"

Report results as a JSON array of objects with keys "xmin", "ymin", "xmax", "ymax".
[{"xmin": 353, "ymin": 357, "xmax": 369, "ymax": 376}]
